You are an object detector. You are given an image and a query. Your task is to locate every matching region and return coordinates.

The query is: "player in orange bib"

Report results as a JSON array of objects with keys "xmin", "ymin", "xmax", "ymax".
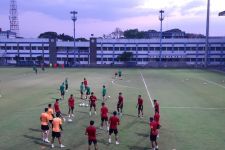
[
  {"xmin": 48, "ymin": 104, "xmax": 54, "ymax": 124},
  {"xmin": 40, "ymin": 108, "xmax": 50, "ymax": 143},
  {"xmin": 51, "ymin": 113, "xmax": 66, "ymax": 148}
]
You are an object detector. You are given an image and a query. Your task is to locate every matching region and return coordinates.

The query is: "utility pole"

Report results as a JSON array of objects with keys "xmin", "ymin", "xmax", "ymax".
[
  {"xmin": 205, "ymin": 0, "xmax": 210, "ymax": 68},
  {"xmin": 159, "ymin": 10, "xmax": 165, "ymax": 65},
  {"xmin": 70, "ymin": 11, "xmax": 78, "ymax": 66}
]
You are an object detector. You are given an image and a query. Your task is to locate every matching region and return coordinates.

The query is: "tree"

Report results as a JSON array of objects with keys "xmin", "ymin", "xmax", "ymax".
[
  {"xmin": 58, "ymin": 33, "xmax": 74, "ymax": 41},
  {"xmin": 111, "ymin": 28, "xmax": 124, "ymax": 39},
  {"xmin": 76, "ymin": 38, "xmax": 88, "ymax": 41},
  {"xmin": 123, "ymin": 29, "xmax": 145, "ymax": 39},
  {"xmin": 117, "ymin": 52, "xmax": 133, "ymax": 62},
  {"xmin": 38, "ymin": 32, "xmax": 58, "ymax": 39}
]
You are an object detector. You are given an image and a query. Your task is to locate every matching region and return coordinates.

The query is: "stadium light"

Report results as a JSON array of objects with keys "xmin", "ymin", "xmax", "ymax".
[
  {"xmin": 159, "ymin": 10, "xmax": 165, "ymax": 65},
  {"xmin": 219, "ymin": 11, "xmax": 225, "ymax": 16},
  {"xmin": 70, "ymin": 11, "xmax": 78, "ymax": 66},
  {"xmin": 205, "ymin": 0, "xmax": 210, "ymax": 68}
]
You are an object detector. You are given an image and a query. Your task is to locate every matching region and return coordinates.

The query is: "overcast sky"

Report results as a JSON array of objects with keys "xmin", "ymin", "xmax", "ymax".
[{"xmin": 0, "ymin": 0, "xmax": 224, "ymax": 38}]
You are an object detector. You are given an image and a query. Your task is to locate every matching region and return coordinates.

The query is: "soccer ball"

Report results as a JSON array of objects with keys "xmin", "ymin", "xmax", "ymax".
[{"xmin": 85, "ymin": 104, "xmax": 89, "ymax": 107}]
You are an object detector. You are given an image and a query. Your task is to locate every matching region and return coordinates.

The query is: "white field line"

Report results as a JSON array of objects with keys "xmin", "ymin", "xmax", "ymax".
[
  {"xmin": 111, "ymin": 80, "xmax": 140, "ymax": 90},
  {"xmin": 140, "ymin": 72, "xmax": 154, "ymax": 108},
  {"xmin": 161, "ymin": 106, "xmax": 225, "ymax": 110},
  {"xmin": 201, "ymin": 78, "xmax": 225, "ymax": 89}
]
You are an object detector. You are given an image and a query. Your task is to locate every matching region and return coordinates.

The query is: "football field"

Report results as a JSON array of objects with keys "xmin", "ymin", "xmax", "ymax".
[{"xmin": 0, "ymin": 68, "xmax": 225, "ymax": 150}]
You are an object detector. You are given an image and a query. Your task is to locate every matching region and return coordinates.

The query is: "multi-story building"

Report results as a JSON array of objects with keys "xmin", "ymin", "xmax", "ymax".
[{"xmin": 0, "ymin": 37, "xmax": 225, "ymax": 67}]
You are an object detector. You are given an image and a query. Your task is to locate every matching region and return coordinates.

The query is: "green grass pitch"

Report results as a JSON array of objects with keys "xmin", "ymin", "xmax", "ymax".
[{"xmin": 0, "ymin": 68, "xmax": 225, "ymax": 150}]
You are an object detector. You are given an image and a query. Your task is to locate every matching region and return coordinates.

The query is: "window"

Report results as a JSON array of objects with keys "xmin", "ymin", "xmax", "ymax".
[
  {"xmin": 38, "ymin": 47, "xmax": 43, "ymax": 50},
  {"xmin": 32, "ymin": 46, "xmax": 36, "ymax": 50},
  {"xmin": 44, "ymin": 47, "xmax": 48, "ymax": 50},
  {"xmin": 143, "ymin": 47, "xmax": 148, "ymax": 51},
  {"xmin": 114, "ymin": 47, "xmax": 119, "ymax": 51},
  {"xmin": 25, "ymin": 46, "xmax": 30, "ymax": 50},
  {"xmin": 120, "ymin": 47, "xmax": 125, "ymax": 51},
  {"xmin": 19, "ymin": 47, "xmax": 24, "ymax": 50},
  {"xmin": 6, "ymin": 46, "xmax": 11, "ymax": 50}
]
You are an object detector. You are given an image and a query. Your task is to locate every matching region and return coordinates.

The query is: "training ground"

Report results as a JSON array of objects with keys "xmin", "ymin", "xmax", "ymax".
[{"xmin": 0, "ymin": 68, "xmax": 225, "ymax": 150}]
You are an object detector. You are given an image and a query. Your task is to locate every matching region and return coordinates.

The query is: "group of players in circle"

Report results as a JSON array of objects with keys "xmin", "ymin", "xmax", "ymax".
[{"xmin": 40, "ymin": 70, "xmax": 161, "ymax": 150}]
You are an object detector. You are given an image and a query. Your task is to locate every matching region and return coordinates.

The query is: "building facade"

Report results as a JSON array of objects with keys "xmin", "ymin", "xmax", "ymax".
[{"xmin": 0, "ymin": 37, "xmax": 225, "ymax": 67}]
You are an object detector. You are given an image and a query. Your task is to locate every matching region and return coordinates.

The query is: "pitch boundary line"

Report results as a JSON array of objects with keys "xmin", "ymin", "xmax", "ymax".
[
  {"xmin": 161, "ymin": 106, "xmax": 225, "ymax": 110},
  {"xmin": 201, "ymin": 78, "xmax": 225, "ymax": 89},
  {"xmin": 140, "ymin": 72, "xmax": 154, "ymax": 108}
]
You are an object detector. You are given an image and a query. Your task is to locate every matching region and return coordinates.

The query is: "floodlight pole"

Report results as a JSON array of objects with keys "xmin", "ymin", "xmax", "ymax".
[
  {"xmin": 70, "ymin": 11, "xmax": 78, "ymax": 65},
  {"xmin": 159, "ymin": 10, "xmax": 164, "ymax": 64},
  {"xmin": 205, "ymin": 0, "xmax": 210, "ymax": 68}
]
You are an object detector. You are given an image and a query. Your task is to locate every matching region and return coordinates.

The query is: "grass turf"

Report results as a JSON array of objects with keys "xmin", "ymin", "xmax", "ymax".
[{"xmin": 0, "ymin": 68, "xmax": 225, "ymax": 150}]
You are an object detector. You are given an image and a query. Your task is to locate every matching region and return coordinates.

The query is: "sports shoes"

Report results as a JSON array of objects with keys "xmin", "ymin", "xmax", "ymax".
[
  {"xmin": 45, "ymin": 139, "xmax": 50, "ymax": 143},
  {"xmin": 107, "ymin": 126, "xmax": 109, "ymax": 131},
  {"xmin": 71, "ymin": 114, "xmax": 74, "ymax": 117},
  {"xmin": 116, "ymin": 141, "xmax": 119, "ymax": 145},
  {"xmin": 109, "ymin": 138, "xmax": 111, "ymax": 143},
  {"xmin": 89, "ymin": 112, "xmax": 91, "ymax": 116},
  {"xmin": 94, "ymin": 111, "xmax": 97, "ymax": 115},
  {"xmin": 51, "ymin": 144, "xmax": 54, "ymax": 148},
  {"xmin": 60, "ymin": 144, "xmax": 66, "ymax": 148}
]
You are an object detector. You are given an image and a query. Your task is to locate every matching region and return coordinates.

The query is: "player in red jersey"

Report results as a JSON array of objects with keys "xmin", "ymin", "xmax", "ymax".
[
  {"xmin": 100, "ymin": 102, "xmax": 109, "ymax": 130},
  {"xmin": 85, "ymin": 120, "xmax": 98, "ymax": 150},
  {"xmin": 154, "ymin": 99, "xmax": 160, "ymax": 113},
  {"xmin": 68, "ymin": 94, "xmax": 75, "ymax": 118},
  {"xmin": 84, "ymin": 78, "xmax": 88, "ymax": 90},
  {"xmin": 108, "ymin": 111, "xmax": 120, "ymax": 145},
  {"xmin": 89, "ymin": 92, "xmax": 97, "ymax": 116},
  {"xmin": 149, "ymin": 117, "xmax": 159, "ymax": 150},
  {"xmin": 154, "ymin": 110, "xmax": 160, "ymax": 129},
  {"xmin": 136, "ymin": 95, "xmax": 144, "ymax": 118},
  {"xmin": 117, "ymin": 92, "xmax": 124, "ymax": 116},
  {"xmin": 54, "ymin": 99, "xmax": 65, "ymax": 122}
]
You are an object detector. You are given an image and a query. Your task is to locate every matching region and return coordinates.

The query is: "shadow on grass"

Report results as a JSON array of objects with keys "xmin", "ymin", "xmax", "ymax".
[
  {"xmin": 29, "ymin": 128, "xmax": 41, "ymax": 132},
  {"xmin": 135, "ymin": 132, "xmax": 149, "ymax": 138},
  {"xmin": 23, "ymin": 134, "xmax": 42, "ymax": 141},
  {"xmin": 127, "ymin": 145, "xmax": 150, "ymax": 150}
]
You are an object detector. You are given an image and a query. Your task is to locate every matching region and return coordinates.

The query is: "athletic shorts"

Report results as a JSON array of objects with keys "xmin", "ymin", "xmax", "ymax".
[
  {"xmin": 88, "ymin": 139, "xmax": 97, "ymax": 145},
  {"xmin": 101, "ymin": 116, "xmax": 108, "ymax": 122},
  {"xmin": 69, "ymin": 106, "xmax": 74, "ymax": 110},
  {"xmin": 86, "ymin": 91, "xmax": 90, "ymax": 95},
  {"xmin": 150, "ymin": 134, "xmax": 157, "ymax": 142},
  {"xmin": 109, "ymin": 128, "xmax": 118, "ymax": 135},
  {"xmin": 102, "ymin": 94, "xmax": 106, "ymax": 97},
  {"xmin": 138, "ymin": 105, "xmax": 143, "ymax": 111},
  {"xmin": 80, "ymin": 91, "xmax": 83, "ymax": 94},
  {"xmin": 49, "ymin": 120, "xmax": 53, "ymax": 124},
  {"xmin": 61, "ymin": 91, "xmax": 65, "ymax": 96},
  {"xmin": 117, "ymin": 104, "xmax": 123, "ymax": 109},
  {"xmin": 41, "ymin": 125, "xmax": 49, "ymax": 131},
  {"xmin": 119, "ymin": 74, "xmax": 121, "ymax": 77},
  {"xmin": 52, "ymin": 131, "xmax": 61, "ymax": 138},
  {"xmin": 56, "ymin": 112, "xmax": 61, "ymax": 117},
  {"xmin": 90, "ymin": 103, "xmax": 96, "ymax": 108},
  {"xmin": 115, "ymin": 73, "xmax": 118, "ymax": 76}
]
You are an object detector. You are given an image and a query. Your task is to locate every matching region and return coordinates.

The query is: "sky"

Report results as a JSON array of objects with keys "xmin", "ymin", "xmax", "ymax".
[{"xmin": 0, "ymin": 0, "xmax": 224, "ymax": 38}]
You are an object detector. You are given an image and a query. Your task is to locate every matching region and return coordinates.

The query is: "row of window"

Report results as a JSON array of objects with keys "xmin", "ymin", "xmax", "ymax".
[
  {"xmin": 96, "ymin": 58, "xmax": 225, "ymax": 62},
  {"xmin": 0, "ymin": 46, "xmax": 49, "ymax": 50},
  {"xmin": 97, "ymin": 47, "xmax": 225, "ymax": 51},
  {"xmin": 56, "ymin": 57, "xmax": 89, "ymax": 61}
]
